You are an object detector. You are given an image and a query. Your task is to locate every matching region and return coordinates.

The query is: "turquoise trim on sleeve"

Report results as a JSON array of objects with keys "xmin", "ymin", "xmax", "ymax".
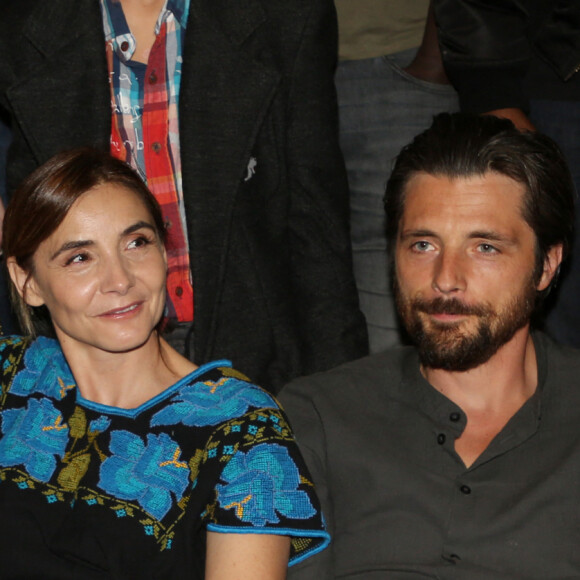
[{"xmin": 205, "ymin": 523, "xmax": 330, "ymax": 566}]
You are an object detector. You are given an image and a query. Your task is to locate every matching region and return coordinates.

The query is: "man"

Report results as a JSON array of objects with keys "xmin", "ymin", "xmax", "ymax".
[
  {"xmin": 280, "ymin": 113, "xmax": 579, "ymax": 578},
  {"xmin": 0, "ymin": 0, "xmax": 368, "ymax": 392}
]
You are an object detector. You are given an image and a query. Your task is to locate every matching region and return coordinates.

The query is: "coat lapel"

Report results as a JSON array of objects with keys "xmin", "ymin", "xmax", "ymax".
[
  {"xmin": 7, "ymin": 0, "xmax": 110, "ymax": 164},
  {"xmin": 181, "ymin": 0, "xmax": 282, "ymax": 356}
]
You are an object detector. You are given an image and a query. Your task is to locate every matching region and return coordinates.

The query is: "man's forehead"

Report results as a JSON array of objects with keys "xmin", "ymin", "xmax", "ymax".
[{"xmin": 402, "ymin": 171, "xmax": 526, "ymax": 211}]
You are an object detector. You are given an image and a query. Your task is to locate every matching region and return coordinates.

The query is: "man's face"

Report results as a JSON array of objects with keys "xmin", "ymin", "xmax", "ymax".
[{"xmin": 394, "ymin": 171, "xmax": 561, "ymax": 372}]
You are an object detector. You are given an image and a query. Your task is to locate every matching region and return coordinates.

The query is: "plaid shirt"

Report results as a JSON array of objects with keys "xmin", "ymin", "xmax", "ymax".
[{"xmin": 101, "ymin": 0, "xmax": 193, "ymax": 322}]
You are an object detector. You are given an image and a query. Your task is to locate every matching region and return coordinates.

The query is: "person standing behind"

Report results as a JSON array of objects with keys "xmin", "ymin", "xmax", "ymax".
[
  {"xmin": 0, "ymin": 0, "xmax": 368, "ymax": 392},
  {"xmin": 334, "ymin": 0, "xmax": 458, "ymax": 352},
  {"xmin": 435, "ymin": 0, "xmax": 580, "ymax": 347}
]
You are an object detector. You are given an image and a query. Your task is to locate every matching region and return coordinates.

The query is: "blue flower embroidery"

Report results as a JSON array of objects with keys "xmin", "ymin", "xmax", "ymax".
[
  {"xmin": 151, "ymin": 378, "xmax": 276, "ymax": 427},
  {"xmin": 10, "ymin": 337, "xmax": 75, "ymax": 400},
  {"xmin": 89, "ymin": 416, "xmax": 111, "ymax": 434},
  {"xmin": 99, "ymin": 431, "xmax": 190, "ymax": 520},
  {"xmin": 0, "ymin": 398, "xmax": 69, "ymax": 482},
  {"xmin": 215, "ymin": 443, "xmax": 316, "ymax": 527}
]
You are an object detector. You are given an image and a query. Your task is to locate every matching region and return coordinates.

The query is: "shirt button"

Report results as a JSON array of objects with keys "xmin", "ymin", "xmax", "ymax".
[
  {"xmin": 120, "ymin": 40, "xmax": 129, "ymax": 52},
  {"xmin": 449, "ymin": 412, "xmax": 461, "ymax": 422},
  {"xmin": 175, "ymin": 286, "xmax": 183, "ymax": 297},
  {"xmin": 437, "ymin": 433, "xmax": 446, "ymax": 445},
  {"xmin": 460, "ymin": 485, "xmax": 471, "ymax": 495},
  {"xmin": 149, "ymin": 71, "xmax": 158, "ymax": 84},
  {"xmin": 152, "ymin": 142, "xmax": 162, "ymax": 153}
]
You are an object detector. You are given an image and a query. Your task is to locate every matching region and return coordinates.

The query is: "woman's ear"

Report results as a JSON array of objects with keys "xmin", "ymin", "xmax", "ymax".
[{"xmin": 6, "ymin": 257, "xmax": 45, "ymax": 307}]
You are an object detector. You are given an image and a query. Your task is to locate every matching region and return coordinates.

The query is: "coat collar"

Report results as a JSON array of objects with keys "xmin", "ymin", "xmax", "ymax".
[
  {"xmin": 21, "ymin": 0, "xmax": 102, "ymax": 58},
  {"xmin": 190, "ymin": 0, "xmax": 266, "ymax": 46}
]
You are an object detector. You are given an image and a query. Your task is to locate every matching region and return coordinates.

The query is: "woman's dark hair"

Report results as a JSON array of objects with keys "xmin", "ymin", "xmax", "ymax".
[
  {"xmin": 2, "ymin": 148, "xmax": 166, "ymax": 335},
  {"xmin": 385, "ymin": 113, "xmax": 575, "ymax": 296}
]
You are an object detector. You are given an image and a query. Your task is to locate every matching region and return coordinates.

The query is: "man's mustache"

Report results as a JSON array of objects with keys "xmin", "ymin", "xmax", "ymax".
[{"xmin": 413, "ymin": 297, "xmax": 489, "ymax": 317}]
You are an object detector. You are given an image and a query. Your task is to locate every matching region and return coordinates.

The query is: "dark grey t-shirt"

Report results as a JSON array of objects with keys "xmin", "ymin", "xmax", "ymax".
[{"xmin": 280, "ymin": 332, "xmax": 580, "ymax": 579}]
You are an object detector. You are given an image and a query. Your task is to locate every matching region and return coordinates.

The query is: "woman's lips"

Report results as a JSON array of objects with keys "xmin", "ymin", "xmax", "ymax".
[{"xmin": 98, "ymin": 301, "xmax": 143, "ymax": 318}]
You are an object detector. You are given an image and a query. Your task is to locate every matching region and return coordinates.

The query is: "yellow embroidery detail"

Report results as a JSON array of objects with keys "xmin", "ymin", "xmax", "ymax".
[
  {"xmin": 224, "ymin": 494, "xmax": 252, "ymax": 518},
  {"xmin": 42, "ymin": 415, "xmax": 67, "ymax": 431},
  {"xmin": 160, "ymin": 446, "xmax": 188, "ymax": 469},
  {"xmin": 203, "ymin": 377, "xmax": 228, "ymax": 394},
  {"xmin": 58, "ymin": 376, "xmax": 75, "ymax": 399}
]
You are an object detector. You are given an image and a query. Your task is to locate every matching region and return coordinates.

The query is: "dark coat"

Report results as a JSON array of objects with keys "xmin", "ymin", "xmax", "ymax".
[{"xmin": 0, "ymin": 0, "xmax": 368, "ymax": 391}]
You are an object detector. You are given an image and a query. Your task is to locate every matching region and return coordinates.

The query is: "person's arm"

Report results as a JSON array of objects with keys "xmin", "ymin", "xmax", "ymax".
[
  {"xmin": 404, "ymin": 2, "xmax": 450, "ymax": 85},
  {"xmin": 286, "ymin": 0, "xmax": 368, "ymax": 374},
  {"xmin": 206, "ymin": 532, "xmax": 290, "ymax": 580},
  {"xmin": 484, "ymin": 108, "xmax": 535, "ymax": 131}
]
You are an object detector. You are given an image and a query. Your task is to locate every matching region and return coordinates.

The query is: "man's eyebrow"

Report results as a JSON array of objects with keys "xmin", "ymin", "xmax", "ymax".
[
  {"xmin": 398, "ymin": 229, "xmax": 437, "ymax": 240},
  {"xmin": 468, "ymin": 231, "xmax": 516, "ymax": 244}
]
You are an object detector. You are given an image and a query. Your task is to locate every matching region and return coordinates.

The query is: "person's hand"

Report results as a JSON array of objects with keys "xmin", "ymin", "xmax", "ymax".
[
  {"xmin": 403, "ymin": 2, "xmax": 451, "ymax": 85},
  {"xmin": 484, "ymin": 108, "xmax": 536, "ymax": 132}
]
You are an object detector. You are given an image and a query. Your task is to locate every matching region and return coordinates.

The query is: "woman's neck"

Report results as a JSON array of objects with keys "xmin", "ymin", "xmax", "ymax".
[{"xmin": 60, "ymin": 334, "xmax": 197, "ymax": 409}]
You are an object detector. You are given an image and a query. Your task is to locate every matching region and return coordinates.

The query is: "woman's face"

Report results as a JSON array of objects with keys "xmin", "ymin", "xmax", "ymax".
[{"xmin": 15, "ymin": 183, "xmax": 167, "ymax": 356}]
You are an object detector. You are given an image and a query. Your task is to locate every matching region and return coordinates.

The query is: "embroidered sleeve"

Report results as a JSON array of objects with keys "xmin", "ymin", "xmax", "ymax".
[
  {"xmin": 0, "ymin": 336, "xmax": 30, "ymax": 401},
  {"xmin": 201, "ymin": 405, "xmax": 330, "ymax": 565}
]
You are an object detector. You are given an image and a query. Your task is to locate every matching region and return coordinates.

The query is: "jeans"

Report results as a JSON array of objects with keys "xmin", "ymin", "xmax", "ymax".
[
  {"xmin": 336, "ymin": 48, "xmax": 459, "ymax": 352},
  {"xmin": 530, "ymin": 99, "xmax": 580, "ymax": 347}
]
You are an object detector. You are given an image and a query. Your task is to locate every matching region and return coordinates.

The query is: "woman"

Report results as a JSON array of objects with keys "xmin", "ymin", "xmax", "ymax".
[{"xmin": 0, "ymin": 149, "xmax": 329, "ymax": 579}]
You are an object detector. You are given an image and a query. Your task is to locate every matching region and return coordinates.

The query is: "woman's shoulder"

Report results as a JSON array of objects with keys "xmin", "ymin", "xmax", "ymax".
[
  {"xmin": 0, "ymin": 334, "xmax": 73, "ymax": 399},
  {"xmin": 149, "ymin": 360, "xmax": 280, "ymax": 429}
]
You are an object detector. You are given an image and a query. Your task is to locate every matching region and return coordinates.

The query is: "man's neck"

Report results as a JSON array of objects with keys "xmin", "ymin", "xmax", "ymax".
[{"xmin": 423, "ymin": 325, "xmax": 538, "ymax": 467}]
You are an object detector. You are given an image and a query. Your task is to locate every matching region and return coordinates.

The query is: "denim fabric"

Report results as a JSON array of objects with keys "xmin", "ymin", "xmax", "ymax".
[
  {"xmin": 336, "ymin": 48, "xmax": 459, "ymax": 352},
  {"xmin": 530, "ymin": 99, "xmax": 580, "ymax": 347}
]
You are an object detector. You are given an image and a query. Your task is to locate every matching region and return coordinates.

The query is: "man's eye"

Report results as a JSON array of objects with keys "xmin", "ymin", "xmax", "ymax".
[
  {"xmin": 478, "ymin": 243, "xmax": 498, "ymax": 254},
  {"xmin": 412, "ymin": 241, "xmax": 432, "ymax": 252}
]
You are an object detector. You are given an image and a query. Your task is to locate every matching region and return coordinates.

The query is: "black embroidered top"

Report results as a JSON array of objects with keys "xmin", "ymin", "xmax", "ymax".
[{"xmin": 0, "ymin": 336, "xmax": 329, "ymax": 579}]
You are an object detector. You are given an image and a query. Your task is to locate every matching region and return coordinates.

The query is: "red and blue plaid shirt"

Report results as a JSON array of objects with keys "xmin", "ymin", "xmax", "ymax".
[{"xmin": 101, "ymin": 0, "xmax": 193, "ymax": 322}]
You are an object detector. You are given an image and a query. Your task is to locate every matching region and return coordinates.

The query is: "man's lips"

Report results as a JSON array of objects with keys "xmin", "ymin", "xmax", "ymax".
[{"xmin": 414, "ymin": 297, "xmax": 488, "ymax": 317}]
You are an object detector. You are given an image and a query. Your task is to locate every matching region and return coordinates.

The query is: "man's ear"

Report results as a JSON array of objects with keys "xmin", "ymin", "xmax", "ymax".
[
  {"xmin": 6, "ymin": 258, "xmax": 45, "ymax": 307},
  {"xmin": 537, "ymin": 244, "xmax": 564, "ymax": 292}
]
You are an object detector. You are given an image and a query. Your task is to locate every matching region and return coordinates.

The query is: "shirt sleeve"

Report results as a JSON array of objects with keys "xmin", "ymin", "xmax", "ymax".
[{"xmin": 200, "ymin": 404, "xmax": 330, "ymax": 566}]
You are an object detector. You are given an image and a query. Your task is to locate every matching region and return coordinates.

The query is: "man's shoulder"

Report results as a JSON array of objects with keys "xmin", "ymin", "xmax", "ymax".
[
  {"xmin": 535, "ymin": 331, "xmax": 580, "ymax": 384},
  {"xmin": 279, "ymin": 346, "xmax": 415, "ymax": 408}
]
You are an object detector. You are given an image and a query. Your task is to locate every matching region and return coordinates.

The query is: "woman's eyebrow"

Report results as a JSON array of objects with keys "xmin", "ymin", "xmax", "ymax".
[
  {"xmin": 122, "ymin": 221, "xmax": 156, "ymax": 236},
  {"xmin": 50, "ymin": 239, "xmax": 93, "ymax": 261}
]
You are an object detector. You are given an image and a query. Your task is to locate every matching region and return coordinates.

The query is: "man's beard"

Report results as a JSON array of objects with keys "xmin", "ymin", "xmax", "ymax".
[{"xmin": 395, "ymin": 279, "xmax": 537, "ymax": 372}]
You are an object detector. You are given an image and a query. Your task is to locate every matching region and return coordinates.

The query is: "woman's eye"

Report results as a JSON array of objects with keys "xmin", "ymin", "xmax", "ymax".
[
  {"xmin": 128, "ymin": 236, "xmax": 152, "ymax": 249},
  {"xmin": 66, "ymin": 253, "xmax": 89, "ymax": 265}
]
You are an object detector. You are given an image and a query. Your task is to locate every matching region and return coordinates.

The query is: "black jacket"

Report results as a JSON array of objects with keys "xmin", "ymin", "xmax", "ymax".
[{"xmin": 434, "ymin": 0, "xmax": 580, "ymax": 112}]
